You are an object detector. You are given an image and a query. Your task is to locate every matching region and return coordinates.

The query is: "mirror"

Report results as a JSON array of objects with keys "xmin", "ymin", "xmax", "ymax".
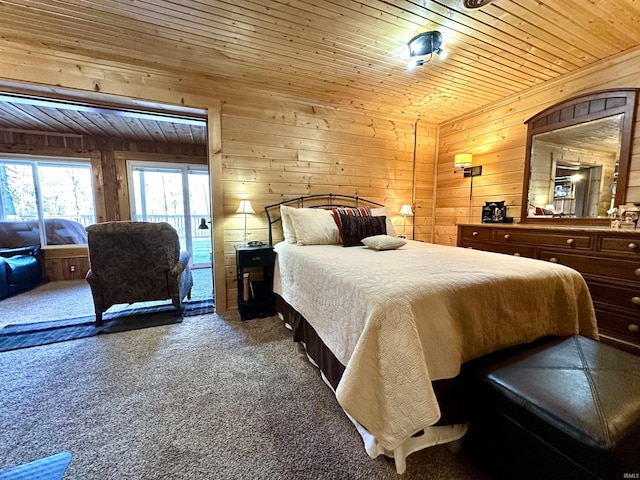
[{"xmin": 521, "ymin": 89, "xmax": 637, "ymax": 224}]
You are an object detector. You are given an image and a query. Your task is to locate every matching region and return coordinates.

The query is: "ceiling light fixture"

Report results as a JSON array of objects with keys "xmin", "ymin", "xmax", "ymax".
[
  {"xmin": 460, "ymin": 0, "xmax": 497, "ymax": 9},
  {"xmin": 407, "ymin": 31, "xmax": 444, "ymax": 69}
]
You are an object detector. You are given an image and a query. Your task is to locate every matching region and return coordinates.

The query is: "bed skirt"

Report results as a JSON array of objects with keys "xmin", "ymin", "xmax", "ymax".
[{"xmin": 274, "ymin": 294, "xmax": 469, "ymax": 473}]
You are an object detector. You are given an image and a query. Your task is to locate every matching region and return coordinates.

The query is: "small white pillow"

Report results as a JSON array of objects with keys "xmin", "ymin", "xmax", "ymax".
[
  {"xmin": 361, "ymin": 235, "xmax": 407, "ymax": 251},
  {"xmin": 371, "ymin": 207, "xmax": 397, "ymax": 237},
  {"xmin": 288, "ymin": 208, "xmax": 341, "ymax": 245}
]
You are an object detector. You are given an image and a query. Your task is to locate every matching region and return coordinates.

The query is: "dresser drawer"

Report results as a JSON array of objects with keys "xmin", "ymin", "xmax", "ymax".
[
  {"xmin": 458, "ymin": 226, "xmax": 492, "ymax": 241},
  {"xmin": 494, "ymin": 229, "xmax": 592, "ymax": 250},
  {"xmin": 595, "ymin": 307, "xmax": 640, "ymax": 345},
  {"xmin": 539, "ymin": 250, "xmax": 640, "ymax": 282},
  {"xmin": 482, "ymin": 243, "xmax": 536, "ymax": 258},
  {"xmin": 587, "ymin": 280, "xmax": 640, "ymax": 312},
  {"xmin": 599, "ymin": 235, "xmax": 640, "ymax": 256}
]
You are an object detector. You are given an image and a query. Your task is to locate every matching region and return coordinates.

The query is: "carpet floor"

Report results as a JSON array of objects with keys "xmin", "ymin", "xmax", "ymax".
[
  {"xmin": 0, "ymin": 311, "xmax": 488, "ymax": 479},
  {"xmin": 0, "ymin": 299, "xmax": 214, "ymax": 352}
]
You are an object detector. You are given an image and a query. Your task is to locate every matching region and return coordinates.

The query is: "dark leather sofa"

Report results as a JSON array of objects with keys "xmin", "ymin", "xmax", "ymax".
[{"xmin": 0, "ymin": 246, "xmax": 43, "ymax": 299}]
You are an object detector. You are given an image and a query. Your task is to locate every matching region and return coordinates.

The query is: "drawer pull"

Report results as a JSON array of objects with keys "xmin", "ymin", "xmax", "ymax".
[
  {"xmin": 472, "ymin": 231, "xmax": 479, "ymax": 236},
  {"xmin": 629, "ymin": 324, "xmax": 640, "ymax": 334},
  {"xmin": 636, "ymin": 268, "xmax": 640, "ymax": 277},
  {"xmin": 549, "ymin": 257, "xmax": 558, "ymax": 263},
  {"xmin": 632, "ymin": 297, "xmax": 640, "ymax": 306},
  {"xmin": 629, "ymin": 242, "xmax": 639, "ymax": 251},
  {"xmin": 566, "ymin": 238, "xmax": 575, "ymax": 246},
  {"xmin": 504, "ymin": 234, "xmax": 511, "ymax": 240},
  {"xmin": 513, "ymin": 253, "xmax": 521, "ymax": 257}
]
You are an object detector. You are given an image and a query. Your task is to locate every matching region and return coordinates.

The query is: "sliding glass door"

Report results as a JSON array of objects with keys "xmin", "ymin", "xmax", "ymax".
[{"xmin": 127, "ymin": 161, "xmax": 211, "ymax": 268}]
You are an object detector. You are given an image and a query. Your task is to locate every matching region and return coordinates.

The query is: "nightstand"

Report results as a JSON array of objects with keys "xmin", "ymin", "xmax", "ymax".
[{"xmin": 235, "ymin": 245, "xmax": 276, "ymax": 320}]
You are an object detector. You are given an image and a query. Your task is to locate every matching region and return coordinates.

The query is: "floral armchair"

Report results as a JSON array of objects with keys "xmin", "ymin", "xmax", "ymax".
[{"xmin": 86, "ymin": 221, "xmax": 193, "ymax": 326}]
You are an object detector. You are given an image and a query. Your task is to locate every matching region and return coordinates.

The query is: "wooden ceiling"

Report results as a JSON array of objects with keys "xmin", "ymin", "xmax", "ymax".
[
  {"xmin": 0, "ymin": 94, "xmax": 208, "ymax": 145},
  {"xmin": 0, "ymin": 0, "xmax": 639, "ymax": 141}
]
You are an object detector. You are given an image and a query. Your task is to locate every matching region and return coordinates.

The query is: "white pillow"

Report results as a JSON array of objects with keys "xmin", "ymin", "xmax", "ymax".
[
  {"xmin": 371, "ymin": 207, "xmax": 397, "ymax": 237},
  {"xmin": 280, "ymin": 205, "xmax": 298, "ymax": 244},
  {"xmin": 361, "ymin": 235, "xmax": 407, "ymax": 251},
  {"xmin": 288, "ymin": 208, "xmax": 341, "ymax": 245}
]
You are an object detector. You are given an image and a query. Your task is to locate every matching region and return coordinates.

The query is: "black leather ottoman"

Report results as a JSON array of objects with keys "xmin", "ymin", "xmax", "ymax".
[{"xmin": 464, "ymin": 335, "xmax": 640, "ymax": 480}]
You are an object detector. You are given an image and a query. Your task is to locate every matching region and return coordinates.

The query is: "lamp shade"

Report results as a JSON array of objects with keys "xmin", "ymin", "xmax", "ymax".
[
  {"xmin": 399, "ymin": 204, "xmax": 414, "ymax": 217},
  {"xmin": 235, "ymin": 199, "xmax": 255, "ymax": 215},
  {"xmin": 454, "ymin": 153, "xmax": 473, "ymax": 168}
]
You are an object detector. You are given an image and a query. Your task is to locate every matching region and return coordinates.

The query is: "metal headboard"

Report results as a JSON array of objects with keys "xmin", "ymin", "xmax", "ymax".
[{"xmin": 264, "ymin": 193, "xmax": 385, "ymax": 246}]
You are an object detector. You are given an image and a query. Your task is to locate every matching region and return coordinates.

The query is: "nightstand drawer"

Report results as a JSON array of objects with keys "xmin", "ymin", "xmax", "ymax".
[{"xmin": 240, "ymin": 251, "xmax": 274, "ymax": 268}]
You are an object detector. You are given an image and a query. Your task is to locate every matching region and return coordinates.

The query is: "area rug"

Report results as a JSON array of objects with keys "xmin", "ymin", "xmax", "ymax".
[
  {"xmin": 0, "ymin": 451, "xmax": 71, "ymax": 480},
  {"xmin": 0, "ymin": 299, "xmax": 214, "ymax": 352}
]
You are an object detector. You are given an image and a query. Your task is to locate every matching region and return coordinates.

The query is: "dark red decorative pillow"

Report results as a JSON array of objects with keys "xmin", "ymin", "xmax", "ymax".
[
  {"xmin": 332, "ymin": 206, "xmax": 372, "ymax": 241},
  {"xmin": 339, "ymin": 214, "xmax": 387, "ymax": 247}
]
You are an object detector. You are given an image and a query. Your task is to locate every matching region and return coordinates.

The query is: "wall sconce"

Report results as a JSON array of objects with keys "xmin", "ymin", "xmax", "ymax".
[
  {"xmin": 453, "ymin": 153, "xmax": 483, "ymax": 177},
  {"xmin": 407, "ymin": 31, "xmax": 445, "ymax": 69},
  {"xmin": 454, "ymin": 154, "xmax": 483, "ymax": 222},
  {"xmin": 198, "ymin": 218, "xmax": 209, "ymax": 230},
  {"xmin": 235, "ymin": 199, "xmax": 255, "ymax": 245},
  {"xmin": 399, "ymin": 204, "xmax": 414, "ymax": 238}
]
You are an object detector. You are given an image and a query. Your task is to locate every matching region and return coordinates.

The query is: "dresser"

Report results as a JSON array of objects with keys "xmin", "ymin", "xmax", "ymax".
[{"xmin": 457, "ymin": 224, "xmax": 640, "ymax": 355}]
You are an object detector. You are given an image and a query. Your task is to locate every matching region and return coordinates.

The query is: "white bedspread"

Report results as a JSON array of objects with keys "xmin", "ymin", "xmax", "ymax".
[{"xmin": 273, "ymin": 240, "xmax": 598, "ymax": 453}]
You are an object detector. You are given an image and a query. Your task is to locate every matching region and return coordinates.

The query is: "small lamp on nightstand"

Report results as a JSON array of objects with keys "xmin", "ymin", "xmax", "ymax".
[
  {"xmin": 236, "ymin": 199, "xmax": 255, "ymax": 246},
  {"xmin": 399, "ymin": 204, "xmax": 414, "ymax": 238}
]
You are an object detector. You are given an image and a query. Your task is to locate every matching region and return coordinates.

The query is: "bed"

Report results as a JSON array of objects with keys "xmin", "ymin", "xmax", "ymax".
[{"xmin": 265, "ymin": 194, "xmax": 599, "ymax": 474}]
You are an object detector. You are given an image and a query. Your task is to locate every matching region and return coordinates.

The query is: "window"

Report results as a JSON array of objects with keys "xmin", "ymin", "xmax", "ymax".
[
  {"xmin": 0, "ymin": 155, "xmax": 95, "ymax": 248},
  {"xmin": 127, "ymin": 161, "xmax": 211, "ymax": 267}
]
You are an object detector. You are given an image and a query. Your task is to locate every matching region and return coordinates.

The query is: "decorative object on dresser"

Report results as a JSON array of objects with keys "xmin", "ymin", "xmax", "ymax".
[
  {"xmin": 457, "ymin": 223, "xmax": 640, "ymax": 355},
  {"xmin": 235, "ymin": 244, "xmax": 275, "ymax": 320},
  {"xmin": 609, "ymin": 203, "xmax": 639, "ymax": 229},
  {"xmin": 481, "ymin": 201, "xmax": 512, "ymax": 224}
]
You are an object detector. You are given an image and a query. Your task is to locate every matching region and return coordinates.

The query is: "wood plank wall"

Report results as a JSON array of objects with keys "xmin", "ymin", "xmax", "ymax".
[
  {"xmin": 218, "ymin": 91, "xmax": 436, "ymax": 308},
  {"xmin": 434, "ymin": 47, "xmax": 640, "ymax": 246},
  {"xmin": 0, "ymin": 40, "xmax": 436, "ymax": 310}
]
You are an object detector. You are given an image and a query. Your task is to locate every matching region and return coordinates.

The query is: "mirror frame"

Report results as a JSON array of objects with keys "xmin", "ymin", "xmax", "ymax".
[{"xmin": 521, "ymin": 89, "xmax": 638, "ymax": 225}]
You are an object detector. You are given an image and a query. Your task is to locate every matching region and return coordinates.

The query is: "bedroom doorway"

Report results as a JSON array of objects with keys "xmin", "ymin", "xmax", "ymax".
[{"xmin": 127, "ymin": 161, "xmax": 213, "ymax": 300}]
